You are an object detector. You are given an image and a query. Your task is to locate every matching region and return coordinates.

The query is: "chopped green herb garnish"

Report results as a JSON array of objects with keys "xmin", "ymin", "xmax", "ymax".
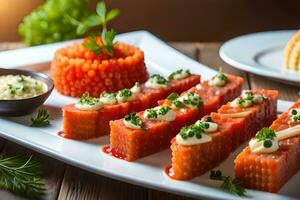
[
  {"xmin": 217, "ymin": 68, "xmax": 228, "ymax": 82},
  {"xmin": 17, "ymin": 75, "xmax": 26, "ymax": 83},
  {"xmin": 173, "ymin": 100, "xmax": 183, "ymax": 108},
  {"xmin": 179, "ymin": 124, "xmax": 204, "ymax": 140},
  {"xmin": 157, "ymin": 106, "xmax": 171, "ymax": 116},
  {"xmin": 243, "ymin": 91, "xmax": 254, "ymax": 101},
  {"xmin": 168, "ymin": 69, "xmax": 191, "ymax": 80},
  {"xmin": 7, "ymin": 84, "xmax": 19, "ymax": 95},
  {"xmin": 124, "ymin": 112, "xmax": 144, "ymax": 129},
  {"xmin": 210, "ymin": 170, "xmax": 246, "ymax": 197},
  {"xmin": 166, "ymin": 93, "xmax": 184, "ymax": 108},
  {"xmin": 182, "ymin": 92, "xmax": 202, "ymax": 108},
  {"xmin": 144, "ymin": 108, "xmax": 158, "ymax": 119},
  {"xmin": 118, "ymin": 88, "xmax": 132, "ymax": 98},
  {"xmin": 167, "ymin": 92, "xmax": 179, "ymax": 101},
  {"xmin": 255, "ymin": 128, "xmax": 276, "ymax": 142},
  {"xmin": 30, "ymin": 109, "xmax": 50, "ymax": 127},
  {"xmin": 101, "ymin": 92, "xmax": 116, "ymax": 98},
  {"xmin": 79, "ymin": 92, "xmax": 99, "ymax": 105},
  {"xmin": 150, "ymin": 74, "xmax": 168, "ymax": 85}
]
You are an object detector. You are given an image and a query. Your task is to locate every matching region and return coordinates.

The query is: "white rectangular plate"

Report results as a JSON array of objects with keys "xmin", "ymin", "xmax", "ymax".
[{"xmin": 0, "ymin": 31, "xmax": 298, "ymax": 200}]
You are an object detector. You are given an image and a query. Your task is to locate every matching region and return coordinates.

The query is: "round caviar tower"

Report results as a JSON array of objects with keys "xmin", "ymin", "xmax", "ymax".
[{"xmin": 51, "ymin": 42, "xmax": 148, "ymax": 97}]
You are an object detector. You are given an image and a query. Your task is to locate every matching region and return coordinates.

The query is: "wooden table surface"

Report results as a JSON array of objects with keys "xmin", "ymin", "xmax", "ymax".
[{"xmin": 0, "ymin": 42, "xmax": 299, "ymax": 200}]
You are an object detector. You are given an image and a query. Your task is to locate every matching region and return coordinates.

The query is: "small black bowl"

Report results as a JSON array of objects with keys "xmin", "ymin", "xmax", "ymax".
[{"xmin": 0, "ymin": 68, "xmax": 54, "ymax": 116}]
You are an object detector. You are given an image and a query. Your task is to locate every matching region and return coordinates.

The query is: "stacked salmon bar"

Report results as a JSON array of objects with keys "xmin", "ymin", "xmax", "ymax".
[
  {"xmin": 109, "ymin": 72, "xmax": 244, "ymax": 161},
  {"xmin": 168, "ymin": 90, "xmax": 278, "ymax": 180},
  {"xmin": 63, "ymin": 70, "xmax": 200, "ymax": 139},
  {"xmin": 235, "ymin": 99, "xmax": 300, "ymax": 193}
]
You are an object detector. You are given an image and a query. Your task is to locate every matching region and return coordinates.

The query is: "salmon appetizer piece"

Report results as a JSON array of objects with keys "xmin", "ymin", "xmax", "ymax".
[
  {"xmin": 108, "ymin": 71, "xmax": 244, "ymax": 161},
  {"xmin": 235, "ymin": 99, "xmax": 300, "ymax": 193},
  {"xmin": 62, "ymin": 70, "xmax": 200, "ymax": 139},
  {"xmin": 167, "ymin": 89, "xmax": 278, "ymax": 180}
]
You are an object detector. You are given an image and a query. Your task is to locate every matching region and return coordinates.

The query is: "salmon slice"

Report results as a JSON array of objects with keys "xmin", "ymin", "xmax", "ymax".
[
  {"xmin": 168, "ymin": 89, "xmax": 278, "ymax": 180},
  {"xmin": 234, "ymin": 99, "xmax": 300, "ymax": 193},
  {"xmin": 109, "ymin": 74, "xmax": 244, "ymax": 161},
  {"xmin": 62, "ymin": 74, "xmax": 200, "ymax": 139}
]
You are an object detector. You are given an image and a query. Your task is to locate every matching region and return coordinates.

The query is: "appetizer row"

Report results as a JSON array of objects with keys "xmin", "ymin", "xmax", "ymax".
[
  {"xmin": 107, "ymin": 71, "xmax": 244, "ymax": 161},
  {"xmin": 235, "ymin": 98, "xmax": 300, "ymax": 193},
  {"xmin": 168, "ymin": 89, "xmax": 278, "ymax": 180},
  {"xmin": 62, "ymin": 69, "xmax": 200, "ymax": 139}
]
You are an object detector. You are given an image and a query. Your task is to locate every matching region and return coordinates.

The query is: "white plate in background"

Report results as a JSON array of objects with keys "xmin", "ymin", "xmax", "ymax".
[{"xmin": 220, "ymin": 30, "xmax": 300, "ymax": 86}]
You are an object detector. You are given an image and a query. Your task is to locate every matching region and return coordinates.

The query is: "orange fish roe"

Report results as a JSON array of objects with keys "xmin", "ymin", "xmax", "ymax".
[{"xmin": 51, "ymin": 42, "xmax": 148, "ymax": 97}]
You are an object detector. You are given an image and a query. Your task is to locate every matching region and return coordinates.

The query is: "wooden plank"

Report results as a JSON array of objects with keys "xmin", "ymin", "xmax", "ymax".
[
  {"xmin": 169, "ymin": 42, "xmax": 198, "ymax": 60},
  {"xmin": 0, "ymin": 141, "xmax": 65, "ymax": 200},
  {"xmin": 58, "ymin": 166, "xmax": 148, "ymax": 200}
]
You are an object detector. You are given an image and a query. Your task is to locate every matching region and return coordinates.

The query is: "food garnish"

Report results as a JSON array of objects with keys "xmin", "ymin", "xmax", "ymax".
[
  {"xmin": 71, "ymin": 1, "xmax": 119, "ymax": 56},
  {"xmin": 168, "ymin": 69, "xmax": 191, "ymax": 80},
  {"xmin": 255, "ymin": 127, "xmax": 276, "ymax": 145},
  {"xmin": 210, "ymin": 170, "xmax": 246, "ymax": 197},
  {"xmin": 30, "ymin": 109, "xmax": 50, "ymax": 127},
  {"xmin": 0, "ymin": 154, "xmax": 44, "ymax": 198},
  {"xmin": 124, "ymin": 112, "xmax": 146, "ymax": 130}
]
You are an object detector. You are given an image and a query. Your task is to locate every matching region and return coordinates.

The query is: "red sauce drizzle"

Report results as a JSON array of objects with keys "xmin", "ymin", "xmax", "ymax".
[
  {"xmin": 102, "ymin": 146, "xmax": 126, "ymax": 160},
  {"xmin": 57, "ymin": 130, "xmax": 74, "ymax": 139},
  {"xmin": 164, "ymin": 165, "xmax": 174, "ymax": 178}
]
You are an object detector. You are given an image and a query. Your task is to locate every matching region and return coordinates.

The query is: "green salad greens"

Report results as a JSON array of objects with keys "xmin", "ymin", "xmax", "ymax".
[{"xmin": 18, "ymin": 0, "xmax": 91, "ymax": 46}]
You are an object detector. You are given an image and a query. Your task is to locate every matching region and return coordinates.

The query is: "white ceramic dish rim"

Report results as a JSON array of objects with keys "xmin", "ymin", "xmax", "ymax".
[
  {"xmin": 0, "ymin": 30, "xmax": 297, "ymax": 200},
  {"xmin": 219, "ymin": 30, "xmax": 300, "ymax": 83}
]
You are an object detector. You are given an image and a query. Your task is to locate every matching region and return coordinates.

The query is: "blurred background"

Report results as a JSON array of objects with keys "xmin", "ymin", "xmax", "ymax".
[{"xmin": 1, "ymin": 0, "xmax": 300, "ymax": 43}]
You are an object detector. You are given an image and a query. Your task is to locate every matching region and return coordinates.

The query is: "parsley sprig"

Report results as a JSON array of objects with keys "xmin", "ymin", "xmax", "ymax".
[
  {"xmin": 210, "ymin": 170, "xmax": 246, "ymax": 197},
  {"xmin": 0, "ymin": 154, "xmax": 45, "ymax": 198},
  {"xmin": 68, "ymin": 1, "xmax": 119, "ymax": 56},
  {"xmin": 83, "ymin": 29, "xmax": 116, "ymax": 56},
  {"xmin": 30, "ymin": 109, "xmax": 50, "ymax": 127}
]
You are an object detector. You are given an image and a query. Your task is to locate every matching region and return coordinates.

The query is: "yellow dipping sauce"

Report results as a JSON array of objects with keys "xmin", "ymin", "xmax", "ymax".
[{"xmin": 0, "ymin": 75, "xmax": 47, "ymax": 100}]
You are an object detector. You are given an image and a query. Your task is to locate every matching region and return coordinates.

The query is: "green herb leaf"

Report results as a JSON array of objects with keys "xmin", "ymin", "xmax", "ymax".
[
  {"xmin": 103, "ymin": 29, "xmax": 116, "ymax": 56},
  {"xmin": 167, "ymin": 93, "xmax": 179, "ymax": 101},
  {"xmin": 255, "ymin": 128, "xmax": 276, "ymax": 142},
  {"xmin": 96, "ymin": 1, "xmax": 107, "ymax": 22},
  {"xmin": 0, "ymin": 154, "xmax": 45, "ymax": 198},
  {"xmin": 210, "ymin": 170, "xmax": 246, "ymax": 197},
  {"xmin": 106, "ymin": 9, "xmax": 120, "ymax": 22},
  {"xmin": 83, "ymin": 29, "xmax": 116, "ymax": 56},
  {"xmin": 30, "ymin": 109, "xmax": 50, "ymax": 127}
]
